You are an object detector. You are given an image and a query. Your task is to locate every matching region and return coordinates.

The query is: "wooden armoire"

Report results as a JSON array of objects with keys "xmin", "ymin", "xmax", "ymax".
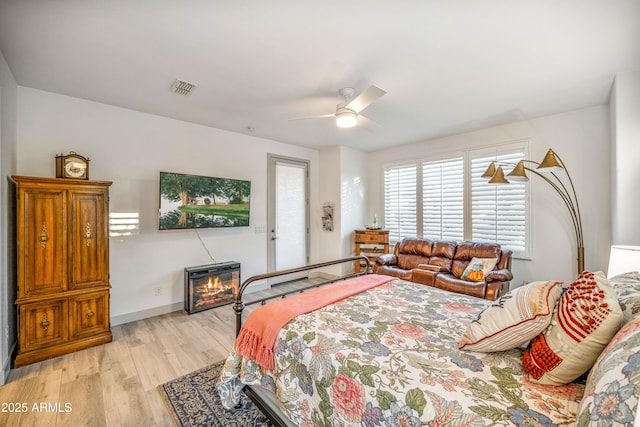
[{"xmin": 12, "ymin": 176, "xmax": 112, "ymax": 367}]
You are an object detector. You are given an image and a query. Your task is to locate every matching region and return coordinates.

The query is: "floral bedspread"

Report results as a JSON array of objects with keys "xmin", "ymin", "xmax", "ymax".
[{"xmin": 217, "ymin": 279, "xmax": 584, "ymax": 426}]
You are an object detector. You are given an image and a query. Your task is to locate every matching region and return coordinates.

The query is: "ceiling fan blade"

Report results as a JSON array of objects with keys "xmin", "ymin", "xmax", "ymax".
[
  {"xmin": 289, "ymin": 113, "xmax": 335, "ymax": 121},
  {"xmin": 358, "ymin": 114, "xmax": 382, "ymax": 131},
  {"xmin": 345, "ymin": 85, "xmax": 386, "ymax": 113}
]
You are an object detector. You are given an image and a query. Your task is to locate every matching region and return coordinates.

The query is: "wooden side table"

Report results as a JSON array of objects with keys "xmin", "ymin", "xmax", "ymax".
[{"xmin": 354, "ymin": 229, "xmax": 390, "ymax": 273}]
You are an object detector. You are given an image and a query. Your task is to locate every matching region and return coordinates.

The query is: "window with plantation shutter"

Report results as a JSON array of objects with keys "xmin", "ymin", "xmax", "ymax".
[
  {"xmin": 384, "ymin": 164, "xmax": 417, "ymax": 242},
  {"xmin": 382, "ymin": 141, "xmax": 529, "ymax": 257},
  {"xmin": 422, "ymin": 158, "xmax": 464, "ymax": 241},
  {"xmin": 471, "ymin": 150, "xmax": 527, "ymax": 256}
]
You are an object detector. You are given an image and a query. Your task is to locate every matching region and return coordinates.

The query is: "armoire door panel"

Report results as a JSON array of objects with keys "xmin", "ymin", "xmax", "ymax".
[
  {"xmin": 70, "ymin": 191, "xmax": 109, "ymax": 289},
  {"xmin": 20, "ymin": 189, "xmax": 67, "ymax": 297}
]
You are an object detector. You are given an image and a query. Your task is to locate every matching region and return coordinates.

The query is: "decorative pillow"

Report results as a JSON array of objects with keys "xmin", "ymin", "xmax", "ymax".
[
  {"xmin": 576, "ymin": 315, "xmax": 640, "ymax": 426},
  {"xmin": 523, "ymin": 271, "xmax": 623, "ymax": 385},
  {"xmin": 460, "ymin": 257, "xmax": 498, "ymax": 282},
  {"xmin": 609, "ymin": 271, "xmax": 640, "ymax": 325},
  {"xmin": 459, "ymin": 280, "xmax": 562, "ymax": 352}
]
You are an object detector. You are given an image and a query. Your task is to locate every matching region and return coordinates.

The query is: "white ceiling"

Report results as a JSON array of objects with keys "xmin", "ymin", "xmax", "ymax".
[{"xmin": 1, "ymin": 1, "xmax": 639, "ymax": 152}]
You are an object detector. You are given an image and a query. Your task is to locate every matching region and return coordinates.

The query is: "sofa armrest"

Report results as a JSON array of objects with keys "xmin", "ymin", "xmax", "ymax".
[
  {"xmin": 415, "ymin": 264, "xmax": 443, "ymax": 272},
  {"xmin": 485, "ymin": 268, "xmax": 513, "ymax": 283},
  {"xmin": 484, "ymin": 280, "xmax": 509, "ymax": 301},
  {"xmin": 375, "ymin": 254, "xmax": 397, "ymax": 265}
]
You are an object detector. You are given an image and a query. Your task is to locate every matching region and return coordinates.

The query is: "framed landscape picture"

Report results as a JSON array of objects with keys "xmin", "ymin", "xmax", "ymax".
[{"xmin": 158, "ymin": 171, "xmax": 251, "ymax": 230}]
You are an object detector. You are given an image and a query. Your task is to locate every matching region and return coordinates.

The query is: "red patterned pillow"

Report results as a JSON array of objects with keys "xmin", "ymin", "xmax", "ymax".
[{"xmin": 523, "ymin": 271, "xmax": 623, "ymax": 385}]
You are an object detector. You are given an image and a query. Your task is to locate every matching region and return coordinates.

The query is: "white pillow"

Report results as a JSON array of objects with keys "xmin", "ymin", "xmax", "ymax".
[{"xmin": 459, "ymin": 280, "xmax": 562, "ymax": 352}]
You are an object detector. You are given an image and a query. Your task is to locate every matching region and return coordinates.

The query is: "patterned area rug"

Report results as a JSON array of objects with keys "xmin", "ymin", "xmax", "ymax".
[{"xmin": 158, "ymin": 360, "xmax": 273, "ymax": 427}]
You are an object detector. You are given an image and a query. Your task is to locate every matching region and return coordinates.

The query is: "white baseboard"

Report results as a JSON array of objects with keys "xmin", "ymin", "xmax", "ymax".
[
  {"xmin": 110, "ymin": 275, "xmax": 339, "ymax": 327},
  {"xmin": 110, "ymin": 288, "xmax": 264, "ymax": 326},
  {"xmin": 111, "ymin": 302, "xmax": 184, "ymax": 326},
  {"xmin": 1, "ymin": 341, "xmax": 15, "ymax": 385},
  {"xmin": 1, "ymin": 358, "xmax": 9, "ymax": 385}
]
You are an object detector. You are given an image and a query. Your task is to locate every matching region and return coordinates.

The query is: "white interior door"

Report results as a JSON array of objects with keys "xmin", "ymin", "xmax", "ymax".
[{"xmin": 268, "ymin": 155, "xmax": 309, "ymax": 280}]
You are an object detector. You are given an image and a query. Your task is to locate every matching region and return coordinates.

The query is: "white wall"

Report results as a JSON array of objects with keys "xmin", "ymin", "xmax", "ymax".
[
  {"xmin": 368, "ymin": 105, "xmax": 611, "ymax": 286},
  {"xmin": 318, "ymin": 147, "xmax": 342, "ymax": 274},
  {"xmin": 610, "ymin": 70, "xmax": 640, "ymax": 245},
  {"xmin": 339, "ymin": 146, "xmax": 368, "ymax": 269},
  {"xmin": 16, "ymin": 87, "xmax": 324, "ymax": 325},
  {"xmin": 317, "ymin": 145, "xmax": 368, "ymax": 276},
  {"xmin": 0, "ymin": 49, "xmax": 18, "ymax": 384}
]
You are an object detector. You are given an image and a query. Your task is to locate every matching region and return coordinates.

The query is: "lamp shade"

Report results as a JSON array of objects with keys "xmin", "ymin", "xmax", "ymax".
[
  {"xmin": 607, "ymin": 245, "xmax": 640, "ymax": 278},
  {"xmin": 537, "ymin": 149, "xmax": 563, "ymax": 171},
  {"xmin": 336, "ymin": 110, "xmax": 357, "ymax": 128},
  {"xmin": 481, "ymin": 162, "xmax": 497, "ymax": 179},
  {"xmin": 488, "ymin": 166, "xmax": 510, "ymax": 184},
  {"xmin": 506, "ymin": 160, "xmax": 529, "ymax": 182}
]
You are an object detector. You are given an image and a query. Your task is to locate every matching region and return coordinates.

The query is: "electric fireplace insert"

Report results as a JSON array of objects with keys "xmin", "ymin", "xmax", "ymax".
[{"xmin": 184, "ymin": 262, "xmax": 240, "ymax": 314}]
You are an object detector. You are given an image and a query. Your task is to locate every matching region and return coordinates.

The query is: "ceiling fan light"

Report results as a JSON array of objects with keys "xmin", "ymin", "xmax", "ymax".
[{"xmin": 336, "ymin": 110, "xmax": 357, "ymax": 128}]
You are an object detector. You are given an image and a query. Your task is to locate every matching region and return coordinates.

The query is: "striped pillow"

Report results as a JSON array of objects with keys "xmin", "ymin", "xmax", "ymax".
[
  {"xmin": 459, "ymin": 280, "xmax": 562, "ymax": 352},
  {"xmin": 523, "ymin": 271, "xmax": 623, "ymax": 385}
]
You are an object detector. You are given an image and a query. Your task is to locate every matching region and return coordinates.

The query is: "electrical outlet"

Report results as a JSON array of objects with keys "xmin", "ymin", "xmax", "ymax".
[
  {"xmin": 154, "ymin": 287, "xmax": 162, "ymax": 296},
  {"xmin": 254, "ymin": 226, "xmax": 265, "ymax": 234}
]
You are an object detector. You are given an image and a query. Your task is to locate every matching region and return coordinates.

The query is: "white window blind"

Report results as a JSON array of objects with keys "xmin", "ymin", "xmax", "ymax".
[
  {"xmin": 383, "ymin": 142, "xmax": 529, "ymax": 257},
  {"xmin": 422, "ymin": 158, "xmax": 464, "ymax": 241},
  {"xmin": 471, "ymin": 151, "xmax": 527, "ymax": 255},
  {"xmin": 384, "ymin": 164, "xmax": 417, "ymax": 242}
]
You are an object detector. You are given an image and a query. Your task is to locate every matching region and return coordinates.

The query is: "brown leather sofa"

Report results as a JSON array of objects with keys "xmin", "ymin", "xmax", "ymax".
[{"xmin": 373, "ymin": 237, "xmax": 513, "ymax": 300}]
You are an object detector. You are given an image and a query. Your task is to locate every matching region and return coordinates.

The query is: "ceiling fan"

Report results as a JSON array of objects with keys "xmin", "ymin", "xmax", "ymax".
[{"xmin": 292, "ymin": 85, "xmax": 387, "ymax": 129}]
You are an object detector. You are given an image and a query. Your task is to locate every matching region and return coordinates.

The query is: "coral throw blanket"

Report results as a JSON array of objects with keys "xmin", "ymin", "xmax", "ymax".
[{"xmin": 235, "ymin": 274, "xmax": 393, "ymax": 371}]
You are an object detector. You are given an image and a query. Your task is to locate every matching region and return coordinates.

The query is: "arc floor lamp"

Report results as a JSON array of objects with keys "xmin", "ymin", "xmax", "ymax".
[{"xmin": 481, "ymin": 149, "xmax": 584, "ymax": 274}]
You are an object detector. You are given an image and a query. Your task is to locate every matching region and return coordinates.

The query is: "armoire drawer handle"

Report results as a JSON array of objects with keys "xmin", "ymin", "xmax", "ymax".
[
  {"xmin": 39, "ymin": 223, "xmax": 48, "ymax": 249},
  {"xmin": 85, "ymin": 223, "xmax": 92, "ymax": 246},
  {"xmin": 86, "ymin": 307, "xmax": 95, "ymax": 318},
  {"xmin": 40, "ymin": 313, "xmax": 50, "ymax": 331}
]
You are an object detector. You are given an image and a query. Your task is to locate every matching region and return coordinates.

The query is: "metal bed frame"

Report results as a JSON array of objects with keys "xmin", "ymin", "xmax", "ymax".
[{"xmin": 232, "ymin": 256, "xmax": 371, "ymax": 426}]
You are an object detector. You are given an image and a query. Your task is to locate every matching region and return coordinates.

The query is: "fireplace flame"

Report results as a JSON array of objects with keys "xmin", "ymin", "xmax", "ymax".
[
  {"xmin": 207, "ymin": 276, "xmax": 224, "ymax": 292},
  {"xmin": 190, "ymin": 266, "xmax": 240, "ymax": 314}
]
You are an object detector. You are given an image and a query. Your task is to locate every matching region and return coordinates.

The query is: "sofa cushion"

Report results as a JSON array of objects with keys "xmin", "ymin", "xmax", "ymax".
[
  {"xmin": 397, "ymin": 237, "xmax": 433, "ymax": 256},
  {"xmin": 398, "ymin": 254, "xmax": 429, "ymax": 271},
  {"xmin": 460, "ymin": 257, "xmax": 499, "ymax": 282},
  {"xmin": 427, "ymin": 240, "xmax": 456, "ymax": 273},
  {"xmin": 396, "ymin": 237, "xmax": 433, "ymax": 270},
  {"xmin": 523, "ymin": 271, "xmax": 623, "ymax": 385},
  {"xmin": 373, "ymin": 265, "xmax": 413, "ymax": 281},
  {"xmin": 576, "ymin": 314, "xmax": 640, "ymax": 426},
  {"xmin": 459, "ymin": 280, "xmax": 562, "ymax": 352},
  {"xmin": 451, "ymin": 242, "xmax": 501, "ymax": 279},
  {"xmin": 434, "ymin": 275, "xmax": 487, "ymax": 299}
]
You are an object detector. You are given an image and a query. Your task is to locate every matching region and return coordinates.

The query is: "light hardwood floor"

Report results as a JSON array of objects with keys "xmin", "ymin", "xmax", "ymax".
[{"xmin": 0, "ymin": 281, "xmax": 310, "ymax": 427}]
